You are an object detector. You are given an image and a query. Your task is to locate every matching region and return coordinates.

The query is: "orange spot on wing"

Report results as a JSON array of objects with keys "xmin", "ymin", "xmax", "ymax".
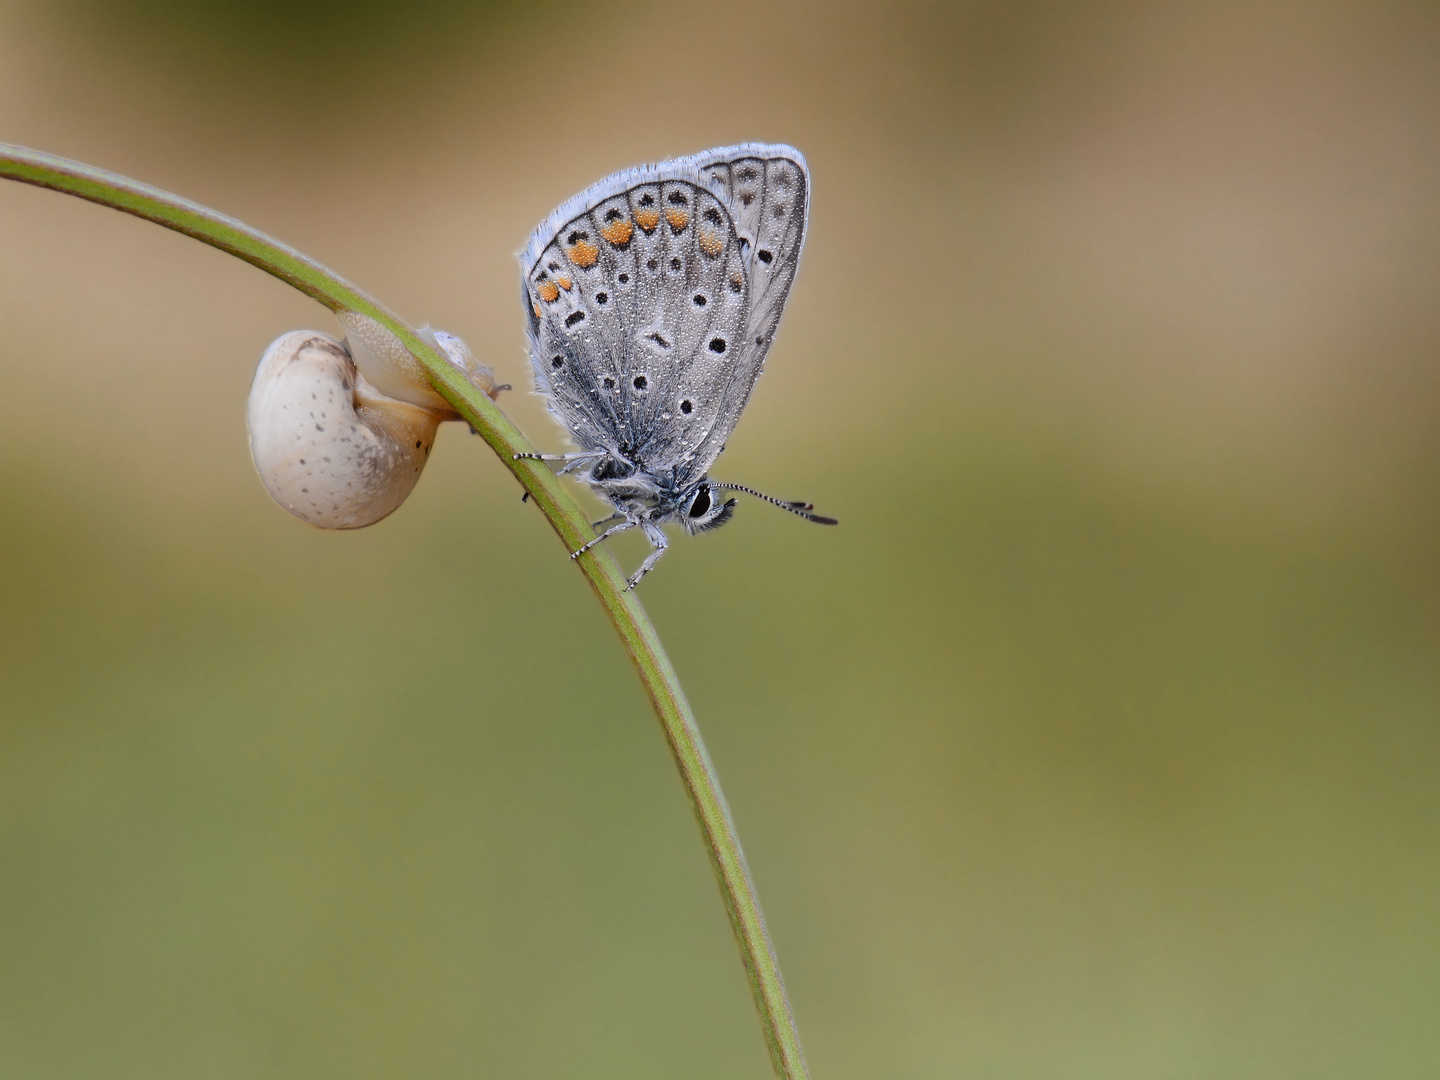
[
  {"xmin": 533, "ymin": 302, "xmax": 542, "ymax": 318},
  {"xmin": 665, "ymin": 208, "xmax": 689, "ymax": 232},
  {"xmin": 557, "ymin": 277, "xmax": 573, "ymax": 291},
  {"xmin": 634, "ymin": 208, "xmax": 660, "ymax": 232},
  {"xmin": 568, "ymin": 240, "xmax": 599, "ymax": 267},
  {"xmin": 537, "ymin": 281, "xmax": 560, "ymax": 303},
  {"xmin": 699, "ymin": 230, "xmax": 723, "ymax": 257},
  {"xmin": 600, "ymin": 218, "xmax": 633, "ymax": 246}
]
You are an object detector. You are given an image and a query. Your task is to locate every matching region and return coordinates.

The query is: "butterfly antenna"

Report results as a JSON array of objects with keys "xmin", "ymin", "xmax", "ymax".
[{"xmin": 713, "ymin": 483, "xmax": 838, "ymax": 525}]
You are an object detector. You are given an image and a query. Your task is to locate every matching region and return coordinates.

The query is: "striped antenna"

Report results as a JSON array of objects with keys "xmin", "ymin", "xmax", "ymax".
[{"xmin": 712, "ymin": 483, "xmax": 838, "ymax": 525}]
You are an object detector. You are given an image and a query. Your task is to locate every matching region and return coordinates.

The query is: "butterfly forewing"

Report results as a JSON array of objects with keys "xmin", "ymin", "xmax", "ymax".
[
  {"xmin": 677, "ymin": 144, "xmax": 809, "ymax": 473},
  {"xmin": 693, "ymin": 146, "xmax": 809, "ymax": 346}
]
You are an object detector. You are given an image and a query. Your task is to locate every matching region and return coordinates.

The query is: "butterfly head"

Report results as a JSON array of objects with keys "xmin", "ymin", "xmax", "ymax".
[{"xmin": 680, "ymin": 481, "xmax": 738, "ymax": 535}]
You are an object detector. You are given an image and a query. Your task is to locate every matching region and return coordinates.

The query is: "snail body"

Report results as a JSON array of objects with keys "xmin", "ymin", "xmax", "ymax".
[{"xmin": 247, "ymin": 319, "xmax": 503, "ymax": 529}]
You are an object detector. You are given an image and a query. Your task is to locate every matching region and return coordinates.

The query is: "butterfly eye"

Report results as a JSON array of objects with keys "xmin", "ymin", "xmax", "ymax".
[
  {"xmin": 683, "ymin": 484, "xmax": 737, "ymax": 533},
  {"xmin": 687, "ymin": 485, "xmax": 712, "ymax": 518}
]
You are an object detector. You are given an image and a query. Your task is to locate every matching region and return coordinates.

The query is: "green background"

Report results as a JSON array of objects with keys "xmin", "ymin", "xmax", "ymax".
[{"xmin": 3, "ymin": 1, "xmax": 1438, "ymax": 1076}]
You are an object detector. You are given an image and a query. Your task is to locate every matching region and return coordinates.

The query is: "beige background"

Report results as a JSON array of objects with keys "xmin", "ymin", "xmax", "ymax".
[{"xmin": 2, "ymin": 1, "xmax": 1438, "ymax": 1076}]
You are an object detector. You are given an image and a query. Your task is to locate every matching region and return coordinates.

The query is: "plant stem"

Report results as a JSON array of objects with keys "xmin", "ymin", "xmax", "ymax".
[{"xmin": 0, "ymin": 143, "xmax": 809, "ymax": 1079}]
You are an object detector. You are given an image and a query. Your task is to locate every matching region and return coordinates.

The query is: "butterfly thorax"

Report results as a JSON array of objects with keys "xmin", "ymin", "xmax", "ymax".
[
  {"xmin": 586, "ymin": 451, "xmax": 664, "ymax": 508},
  {"xmin": 583, "ymin": 452, "xmax": 736, "ymax": 536}
]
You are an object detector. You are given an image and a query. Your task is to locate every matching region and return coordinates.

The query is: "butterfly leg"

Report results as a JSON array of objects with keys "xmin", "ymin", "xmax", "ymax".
[
  {"xmin": 591, "ymin": 511, "xmax": 625, "ymax": 531},
  {"xmin": 625, "ymin": 523, "xmax": 670, "ymax": 591},
  {"xmin": 512, "ymin": 451, "xmax": 604, "ymax": 476},
  {"xmin": 570, "ymin": 518, "xmax": 636, "ymax": 561}
]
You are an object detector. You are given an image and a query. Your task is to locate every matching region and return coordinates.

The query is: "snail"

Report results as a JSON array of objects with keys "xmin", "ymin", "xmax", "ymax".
[{"xmin": 247, "ymin": 313, "xmax": 506, "ymax": 529}]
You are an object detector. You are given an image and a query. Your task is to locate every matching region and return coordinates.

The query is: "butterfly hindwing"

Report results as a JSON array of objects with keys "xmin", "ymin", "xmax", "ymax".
[{"xmin": 522, "ymin": 163, "xmax": 753, "ymax": 488}]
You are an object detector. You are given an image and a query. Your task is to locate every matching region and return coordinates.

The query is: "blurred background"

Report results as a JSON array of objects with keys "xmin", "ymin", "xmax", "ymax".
[{"xmin": 2, "ymin": 1, "xmax": 1438, "ymax": 1076}]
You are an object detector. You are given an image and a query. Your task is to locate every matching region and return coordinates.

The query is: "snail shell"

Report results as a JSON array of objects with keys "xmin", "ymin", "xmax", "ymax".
[{"xmin": 247, "ymin": 322, "xmax": 503, "ymax": 529}]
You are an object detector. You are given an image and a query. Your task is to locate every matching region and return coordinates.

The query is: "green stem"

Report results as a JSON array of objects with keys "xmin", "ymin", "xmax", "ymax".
[{"xmin": 0, "ymin": 143, "xmax": 808, "ymax": 1079}]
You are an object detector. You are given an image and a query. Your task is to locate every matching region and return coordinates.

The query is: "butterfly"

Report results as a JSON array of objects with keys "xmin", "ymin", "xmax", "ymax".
[{"xmin": 516, "ymin": 143, "xmax": 835, "ymax": 589}]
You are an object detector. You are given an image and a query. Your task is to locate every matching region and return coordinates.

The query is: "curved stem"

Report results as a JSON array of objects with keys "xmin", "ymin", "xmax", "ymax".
[{"xmin": 0, "ymin": 144, "xmax": 808, "ymax": 1079}]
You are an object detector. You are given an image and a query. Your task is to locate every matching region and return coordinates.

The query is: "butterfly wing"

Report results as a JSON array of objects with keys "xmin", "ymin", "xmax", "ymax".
[
  {"xmin": 685, "ymin": 144, "xmax": 809, "ymax": 357},
  {"xmin": 522, "ymin": 162, "xmax": 752, "ymax": 490},
  {"xmin": 520, "ymin": 143, "xmax": 807, "ymax": 494},
  {"xmin": 666, "ymin": 143, "xmax": 810, "ymax": 479}
]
